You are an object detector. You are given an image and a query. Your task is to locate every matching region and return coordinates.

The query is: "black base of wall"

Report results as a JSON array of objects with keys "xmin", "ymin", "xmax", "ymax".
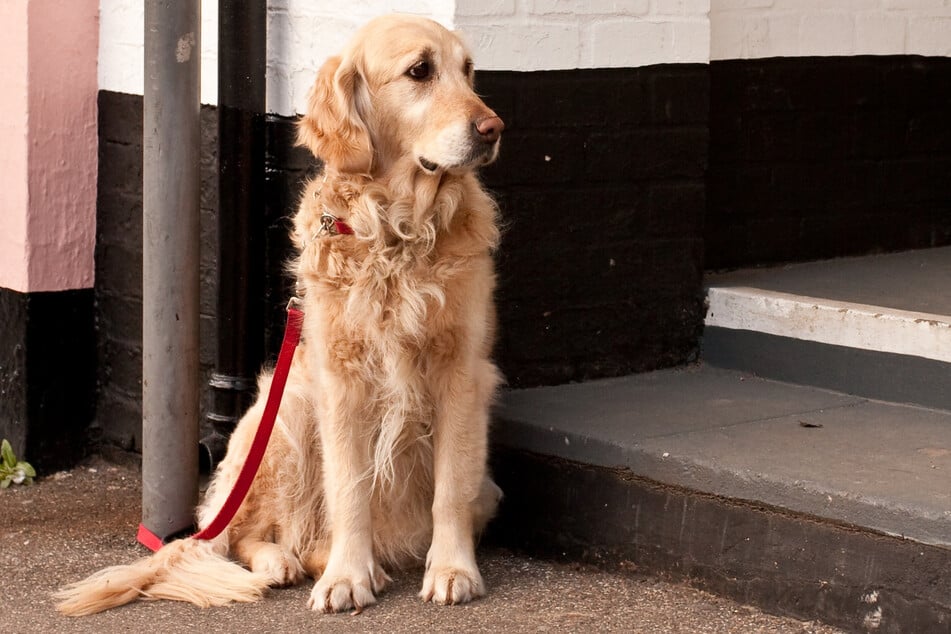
[
  {"xmin": 96, "ymin": 92, "xmax": 317, "ymax": 451},
  {"xmin": 707, "ymin": 56, "xmax": 951, "ymax": 270},
  {"xmin": 0, "ymin": 287, "xmax": 95, "ymax": 470},
  {"xmin": 487, "ymin": 447, "xmax": 951, "ymax": 634}
]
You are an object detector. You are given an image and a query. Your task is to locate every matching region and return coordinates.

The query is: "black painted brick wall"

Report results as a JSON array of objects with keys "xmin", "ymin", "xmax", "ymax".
[
  {"xmin": 263, "ymin": 115, "xmax": 320, "ymax": 356},
  {"xmin": 478, "ymin": 67, "xmax": 709, "ymax": 387},
  {"xmin": 0, "ymin": 288, "xmax": 95, "ymax": 470},
  {"xmin": 707, "ymin": 56, "xmax": 951, "ymax": 270},
  {"xmin": 96, "ymin": 95, "xmax": 318, "ymax": 451},
  {"xmin": 95, "ymin": 93, "xmax": 222, "ymax": 451}
]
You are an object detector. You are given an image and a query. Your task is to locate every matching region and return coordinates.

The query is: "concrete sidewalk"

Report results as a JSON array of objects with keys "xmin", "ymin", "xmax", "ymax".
[{"xmin": 0, "ymin": 457, "xmax": 840, "ymax": 633}]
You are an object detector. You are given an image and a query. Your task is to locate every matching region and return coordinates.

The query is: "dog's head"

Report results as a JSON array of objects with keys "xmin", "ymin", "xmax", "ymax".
[{"xmin": 298, "ymin": 15, "xmax": 503, "ymax": 176}]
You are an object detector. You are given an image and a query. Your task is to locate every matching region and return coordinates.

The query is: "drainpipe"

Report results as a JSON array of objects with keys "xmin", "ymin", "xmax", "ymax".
[
  {"xmin": 201, "ymin": 0, "xmax": 267, "ymax": 473},
  {"xmin": 142, "ymin": 1, "xmax": 202, "ymax": 541}
]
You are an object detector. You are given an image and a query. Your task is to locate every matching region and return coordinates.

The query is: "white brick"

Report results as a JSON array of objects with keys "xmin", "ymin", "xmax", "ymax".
[
  {"xmin": 713, "ymin": 0, "xmax": 774, "ymax": 11},
  {"xmin": 907, "ymin": 15, "xmax": 951, "ymax": 54},
  {"xmin": 266, "ymin": 65, "xmax": 292, "ymax": 117},
  {"xmin": 772, "ymin": 0, "xmax": 867, "ymax": 8},
  {"xmin": 855, "ymin": 12, "xmax": 907, "ymax": 54},
  {"xmin": 883, "ymin": 0, "xmax": 950, "ymax": 9},
  {"xmin": 532, "ymin": 0, "xmax": 650, "ymax": 15},
  {"xmin": 757, "ymin": 14, "xmax": 800, "ymax": 57},
  {"xmin": 98, "ymin": 42, "xmax": 143, "ymax": 95},
  {"xmin": 686, "ymin": 0, "xmax": 712, "ymax": 13},
  {"xmin": 288, "ymin": 66, "xmax": 319, "ymax": 116},
  {"xmin": 455, "ymin": 0, "xmax": 517, "ymax": 16},
  {"xmin": 98, "ymin": 0, "xmax": 143, "ymax": 94},
  {"xmin": 710, "ymin": 10, "xmax": 746, "ymax": 58},
  {"xmin": 672, "ymin": 19, "xmax": 711, "ymax": 61},
  {"xmin": 800, "ymin": 13, "xmax": 855, "ymax": 55},
  {"xmin": 654, "ymin": 0, "xmax": 711, "ymax": 16},
  {"xmin": 590, "ymin": 19, "xmax": 673, "ymax": 67},
  {"xmin": 740, "ymin": 15, "xmax": 774, "ymax": 57},
  {"xmin": 201, "ymin": 0, "xmax": 218, "ymax": 105},
  {"xmin": 99, "ymin": 0, "xmax": 142, "ymax": 47},
  {"xmin": 461, "ymin": 22, "xmax": 582, "ymax": 71},
  {"xmin": 849, "ymin": 0, "xmax": 886, "ymax": 9},
  {"xmin": 393, "ymin": 0, "xmax": 457, "ymax": 18},
  {"xmin": 267, "ymin": 12, "xmax": 365, "ymax": 114},
  {"xmin": 653, "ymin": 0, "xmax": 687, "ymax": 15}
]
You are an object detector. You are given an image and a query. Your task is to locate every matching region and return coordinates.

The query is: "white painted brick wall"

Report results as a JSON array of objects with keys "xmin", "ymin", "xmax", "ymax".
[
  {"xmin": 456, "ymin": 0, "xmax": 710, "ymax": 71},
  {"xmin": 710, "ymin": 0, "xmax": 951, "ymax": 59},
  {"xmin": 98, "ymin": 0, "xmax": 951, "ymax": 115},
  {"xmin": 99, "ymin": 0, "xmax": 220, "ymax": 105},
  {"xmin": 99, "ymin": 0, "xmax": 455, "ymax": 114},
  {"xmin": 100, "ymin": 0, "xmax": 709, "ymax": 114}
]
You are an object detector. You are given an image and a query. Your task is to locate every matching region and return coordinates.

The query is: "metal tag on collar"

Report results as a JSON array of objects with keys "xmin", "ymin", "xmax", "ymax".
[
  {"xmin": 319, "ymin": 212, "xmax": 341, "ymax": 236},
  {"xmin": 319, "ymin": 211, "xmax": 354, "ymax": 236}
]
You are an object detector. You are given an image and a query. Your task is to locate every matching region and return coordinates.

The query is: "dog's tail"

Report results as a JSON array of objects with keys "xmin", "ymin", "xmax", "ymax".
[{"xmin": 54, "ymin": 537, "xmax": 270, "ymax": 616}]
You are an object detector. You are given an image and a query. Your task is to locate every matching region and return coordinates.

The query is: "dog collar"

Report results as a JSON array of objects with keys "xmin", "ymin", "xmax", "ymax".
[
  {"xmin": 311, "ymin": 172, "xmax": 353, "ymax": 236},
  {"xmin": 319, "ymin": 212, "xmax": 354, "ymax": 236}
]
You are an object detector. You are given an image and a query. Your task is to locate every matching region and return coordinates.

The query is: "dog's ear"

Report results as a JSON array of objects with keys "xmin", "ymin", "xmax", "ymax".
[{"xmin": 297, "ymin": 55, "xmax": 373, "ymax": 174}]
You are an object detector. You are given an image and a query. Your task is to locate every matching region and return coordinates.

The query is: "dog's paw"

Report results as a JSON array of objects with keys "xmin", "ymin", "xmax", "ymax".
[
  {"xmin": 419, "ymin": 564, "xmax": 485, "ymax": 606},
  {"xmin": 307, "ymin": 562, "xmax": 390, "ymax": 614},
  {"xmin": 249, "ymin": 544, "xmax": 305, "ymax": 587}
]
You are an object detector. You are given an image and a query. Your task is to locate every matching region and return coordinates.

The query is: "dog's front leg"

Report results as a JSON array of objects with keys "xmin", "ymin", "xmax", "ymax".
[
  {"xmin": 307, "ymin": 375, "xmax": 389, "ymax": 613},
  {"xmin": 420, "ymin": 358, "xmax": 496, "ymax": 605}
]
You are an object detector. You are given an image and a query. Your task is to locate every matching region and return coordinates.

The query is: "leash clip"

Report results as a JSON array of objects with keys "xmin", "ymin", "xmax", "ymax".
[{"xmin": 319, "ymin": 212, "xmax": 340, "ymax": 236}]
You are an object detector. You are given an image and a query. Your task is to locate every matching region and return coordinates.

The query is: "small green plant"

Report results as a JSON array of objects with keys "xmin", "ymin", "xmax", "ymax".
[{"xmin": 1, "ymin": 439, "xmax": 35, "ymax": 488}]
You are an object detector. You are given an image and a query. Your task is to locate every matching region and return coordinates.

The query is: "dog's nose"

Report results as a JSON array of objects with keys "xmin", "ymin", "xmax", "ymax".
[{"xmin": 475, "ymin": 116, "xmax": 504, "ymax": 143}]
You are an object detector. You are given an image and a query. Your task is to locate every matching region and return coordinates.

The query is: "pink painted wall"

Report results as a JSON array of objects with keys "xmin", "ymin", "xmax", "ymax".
[
  {"xmin": 0, "ymin": 0, "xmax": 98, "ymax": 293},
  {"xmin": 0, "ymin": 1, "xmax": 31, "ymax": 292}
]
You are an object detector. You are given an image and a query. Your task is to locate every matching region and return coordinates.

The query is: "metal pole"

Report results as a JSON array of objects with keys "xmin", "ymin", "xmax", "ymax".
[
  {"xmin": 201, "ymin": 0, "xmax": 267, "ymax": 471},
  {"xmin": 142, "ymin": 0, "xmax": 201, "ymax": 540}
]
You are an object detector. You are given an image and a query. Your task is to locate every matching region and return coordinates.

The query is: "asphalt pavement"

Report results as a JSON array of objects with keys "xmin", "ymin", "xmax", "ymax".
[{"xmin": 0, "ymin": 456, "xmax": 843, "ymax": 633}]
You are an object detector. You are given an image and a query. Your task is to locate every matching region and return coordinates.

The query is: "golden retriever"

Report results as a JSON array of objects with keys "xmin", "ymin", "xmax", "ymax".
[{"xmin": 56, "ymin": 14, "xmax": 505, "ymax": 615}]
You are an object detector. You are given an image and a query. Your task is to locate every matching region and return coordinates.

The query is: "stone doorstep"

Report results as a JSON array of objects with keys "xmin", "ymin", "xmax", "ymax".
[
  {"xmin": 488, "ymin": 446, "xmax": 951, "ymax": 634},
  {"xmin": 702, "ymin": 247, "xmax": 951, "ymax": 411},
  {"xmin": 488, "ymin": 367, "xmax": 951, "ymax": 632},
  {"xmin": 705, "ymin": 286, "xmax": 951, "ymax": 365}
]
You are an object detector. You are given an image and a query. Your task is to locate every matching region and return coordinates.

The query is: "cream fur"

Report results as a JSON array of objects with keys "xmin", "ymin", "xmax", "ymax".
[{"xmin": 55, "ymin": 14, "xmax": 505, "ymax": 616}]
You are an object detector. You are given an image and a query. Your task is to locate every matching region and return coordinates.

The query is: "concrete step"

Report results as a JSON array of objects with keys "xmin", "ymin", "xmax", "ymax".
[
  {"xmin": 489, "ymin": 366, "xmax": 951, "ymax": 632},
  {"xmin": 703, "ymin": 247, "xmax": 951, "ymax": 410}
]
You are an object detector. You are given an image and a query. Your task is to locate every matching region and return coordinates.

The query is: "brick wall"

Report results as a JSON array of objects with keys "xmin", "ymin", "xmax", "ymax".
[
  {"xmin": 95, "ymin": 94, "xmax": 222, "ymax": 450},
  {"xmin": 99, "ymin": 0, "xmax": 711, "ymax": 115},
  {"xmin": 455, "ymin": 0, "xmax": 710, "ymax": 70},
  {"xmin": 0, "ymin": 287, "xmax": 94, "ymax": 469},
  {"xmin": 706, "ymin": 56, "xmax": 951, "ymax": 269},
  {"xmin": 711, "ymin": 0, "xmax": 951, "ymax": 59},
  {"xmin": 478, "ymin": 68, "xmax": 708, "ymax": 386}
]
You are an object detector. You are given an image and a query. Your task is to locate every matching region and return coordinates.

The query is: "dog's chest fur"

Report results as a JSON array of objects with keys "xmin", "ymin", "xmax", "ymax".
[{"xmin": 295, "ymin": 173, "xmax": 498, "ymax": 397}]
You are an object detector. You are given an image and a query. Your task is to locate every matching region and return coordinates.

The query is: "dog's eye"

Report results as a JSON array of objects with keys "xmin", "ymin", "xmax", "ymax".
[{"xmin": 407, "ymin": 60, "xmax": 432, "ymax": 81}]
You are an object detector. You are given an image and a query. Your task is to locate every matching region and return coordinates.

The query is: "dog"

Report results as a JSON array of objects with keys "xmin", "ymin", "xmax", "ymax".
[{"xmin": 56, "ymin": 14, "xmax": 505, "ymax": 616}]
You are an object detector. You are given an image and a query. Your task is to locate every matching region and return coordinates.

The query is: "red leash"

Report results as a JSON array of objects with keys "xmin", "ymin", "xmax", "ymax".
[{"xmin": 137, "ymin": 300, "xmax": 306, "ymax": 551}]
